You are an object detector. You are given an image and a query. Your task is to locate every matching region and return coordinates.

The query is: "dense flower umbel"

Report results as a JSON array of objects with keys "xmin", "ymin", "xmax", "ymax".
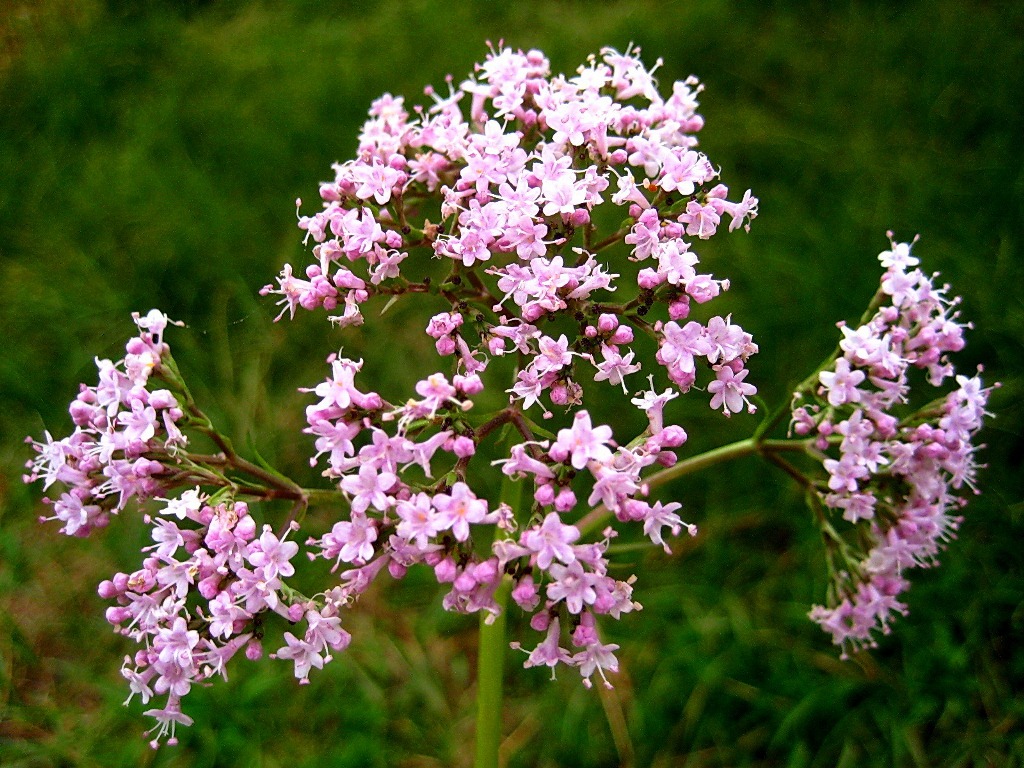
[
  {"xmin": 278, "ymin": 43, "xmax": 759, "ymax": 690},
  {"xmin": 791, "ymin": 236, "xmax": 994, "ymax": 657}
]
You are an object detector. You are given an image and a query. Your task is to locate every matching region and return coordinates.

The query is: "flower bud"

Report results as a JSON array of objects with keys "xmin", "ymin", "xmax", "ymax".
[
  {"xmin": 434, "ymin": 557, "xmax": 457, "ymax": 583},
  {"xmin": 555, "ymin": 487, "xmax": 577, "ymax": 512},
  {"xmin": 435, "ymin": 336, "xmax": 457, "ymax": 356},
  {"xmin": 454, "ymin": 373, "xmax": 484, "ymax": 395},
  {"xmin": 530, "ymin": 610, "xmax": 551, "ymax": 632},
  {"xmin": 534, "ymin": 482, "xmax": 555, "ymax": 506},
  {"xmin": 452, "ymin": 436, "xmax": 476, "ymax": 458},
  {"xmin": 245, "ymin": 639, "xmax": 263, "ymax": 661},
  {"xmin": 105, "ymin": 606, "xmax": 131, "ymax": 625},
  {"xmin": 597, "ymin": 314, "xmax": 619, "ymax": 333},
  {"xmin": 98, "ymin": 579, "xmax": 119, "ymax": 599},
  {"xmin": 569, "ymin": 209, "xmax": 590, "ymax": 227},
  {"xmin": 668, "ymin": 300, "xmax": 690, "ymax": 320},
  {"xmin": 511, "ymin": 577, "xmax": 539, "ymax": 610},
  {"xmin": 610, "ymin": 325, "xmax": 634, "ymax": 344}
]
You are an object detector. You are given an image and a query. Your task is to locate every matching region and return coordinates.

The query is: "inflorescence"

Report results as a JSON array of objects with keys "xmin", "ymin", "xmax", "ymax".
[{"xmin": 24, "ymin": 44, "xmax": 992, "ymax": 745}]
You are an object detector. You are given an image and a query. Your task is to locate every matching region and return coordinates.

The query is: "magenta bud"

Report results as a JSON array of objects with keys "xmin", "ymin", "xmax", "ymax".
[
  {"xmin": 454, "ymin": 373, "xmax": 484, "ymax": 395},
  {"xmin": 637, "ymin": 268, "xmax": 663, "ymax": 289},
  {"xmin": 597, "ymin": 313, "xmax": 619, "ymax": 333},
  {"xmin": 620, "ymin": 499, "xmax": 648, "ymax": 522},
  {"xmin": 452, "ymin": 436, "xmax": 476, "ymax": 458},
  {"xmin": 511, "ymin": 577, "xmax": 539, "ymax": 610},
  {"xmin": 434, "ymin": 557, "xmax": 457, "ymax": 583},
  {"xmin": 655, "ymin": 450, "xmax": 678, "ymax": 467},
  {"xmin": 548, "ymin": 444, "xmax": 569, "ymax": 464},
  {"xmin": 473, "ymin": 558, "xmax": 498, "ymax": 584},
  {"xmin": 125, "ymin": 337, "xmax": 147, "ymax": 355},
  {"xmin": 435, "ymin": 336, "xmax": 457, "ymax": 356},
  {"xmin": 572, "ymin": 622, "xmax": 598, "ymax": 647},
  {"xmin": 610, "ymin": 325, "xmax": 634, "ymax": 344},
  {"xmin": 873, "ymin": 413, "xmax": 898, "ymax": 438},
  {"xmin": 105, "ymin": 606, "xmax": 130, "ymax": 625},
  {"xmin": 668, "ymin": 300, "xmax": 690, "ymax": 320},
  {"xmin": 593, "ymin": 591, "xmax": 616, "ymax": 613},
  {"xmin": 388, "ymin": 561, "xmax": 407, "ymax": 579},
  {"xmin": 197, "ymin": 576, "xmax": 221, "ymax": 600},
  {"xmin": 554, "ymin": 487, "xmax": 577, "ymax": 512},
  {"xmin": 522, "ymin": 304, "xmax": 544, "ymax": 323},
  {"xmin": 245, "ymin": 639, "xmax": 263, "ymax": 661},
  {"xmin": 569, "ymin": 209, "xmax": 590, "ymax": 227},
  {"xmin": 235, "ymin": 516, "xmax": 257, "ymax": 541},
  {"xmin": 534, "ymin": 483, "xmax": 555, "ymax": 506},
  {"xmin": 529, "ymin": 611, "xmax": 551, "ymax": 632},
  {"xmin": 98, "ymin": 580, "xmax": 119, "ymax": 599},
  {"xmin": 69, "ymin": 400, "xmax": 97, "ymax": 427},
  {"xmin": 659, "ymin": 425, "xmax": 688, "ymax": 447},
  {"xmin": 662, "ymin": 221, "xmax": 684, "ymax": 238}
]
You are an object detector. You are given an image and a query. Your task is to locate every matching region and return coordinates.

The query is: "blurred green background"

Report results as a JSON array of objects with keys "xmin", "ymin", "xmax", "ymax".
[{"xmin": 1, "ymin": 1, "xmax": 1022, "ymax": 766}]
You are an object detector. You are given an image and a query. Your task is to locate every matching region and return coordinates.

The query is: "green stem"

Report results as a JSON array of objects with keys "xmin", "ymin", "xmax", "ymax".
[
  {"xmin": 577, "ymin": 437, "xmax": 813, "ymax": 536},
  {"xmin": 474, "ymin": 576, "xmax": 512, "ymax": 768},
  {"xmin": 474, "ymin": 427, "xmax": 524, "ymax": 768}
]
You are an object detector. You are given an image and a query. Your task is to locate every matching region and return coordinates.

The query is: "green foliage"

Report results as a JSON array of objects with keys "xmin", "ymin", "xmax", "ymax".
[{"xmin": 1, "ymin": 1, "xmax": 1021, "ymax": 765}]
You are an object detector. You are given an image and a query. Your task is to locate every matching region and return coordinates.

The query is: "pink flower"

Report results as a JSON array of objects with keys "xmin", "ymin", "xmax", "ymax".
[
  {"xmin": 552, "ymin": 411, "xmax": 614, "ymax": 470},
  {"xmin": 546, "ymin": 560, "xmax": 597, "ymax": 614},
  {"xmin": 340, "ymin": 464, "xmax": 397, "ymax": 514},
  {"xmin": 433, "ymin": 482, "xmax": 488, "ymax": 542},
  {"xmin": 520, "ymin": 512, "xmax": 580, "ymax": 569},
  {"xmin": 819, "ymin": 358, "xmax": 866, "ymax": 407},
  {"xmin": 247, "ymin": 525, "xmax": 299, "ymax": 579},
  {"xmin": 707, "ymin": 366, "xmax": 757, "ymax": 415}
]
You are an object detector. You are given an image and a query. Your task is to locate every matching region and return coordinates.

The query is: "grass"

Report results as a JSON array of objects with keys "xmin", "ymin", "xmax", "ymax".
[{"xmin": 1, "ymin": 1, "xmax": 1022, "ymax": 766}]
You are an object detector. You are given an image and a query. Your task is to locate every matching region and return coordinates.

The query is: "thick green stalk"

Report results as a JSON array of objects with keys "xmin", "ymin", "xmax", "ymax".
[
  {"xmin": 474, "ymin": 577, "xmax": 512, "ymax": 768},
  {"xmin": 474, "ymin": 427, "xmax": 524, "ymax": 768}
]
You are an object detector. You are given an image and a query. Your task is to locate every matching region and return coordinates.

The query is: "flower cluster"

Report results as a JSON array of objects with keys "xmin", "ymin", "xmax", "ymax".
[
  {"xmin": 301, "ymin": 356, "xmax": 699, "ymax": 686},
  {"xmin": 271, "ymin": 43, "xmax": 760, "ymax": 688},
  {"xmin": 791, "ymin": 236, "xmax": 994, "ymax": 656},
  {"xmin": 100, "ymin": 495, "xmax": 349, "ymax": 747},
  {"xmin": 262, "ymin": 43, "xmax": 759, "ymax": 417},
  {"xmin": 24, "ymin": 310, "xmax": 186, "ymax": 536}
]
